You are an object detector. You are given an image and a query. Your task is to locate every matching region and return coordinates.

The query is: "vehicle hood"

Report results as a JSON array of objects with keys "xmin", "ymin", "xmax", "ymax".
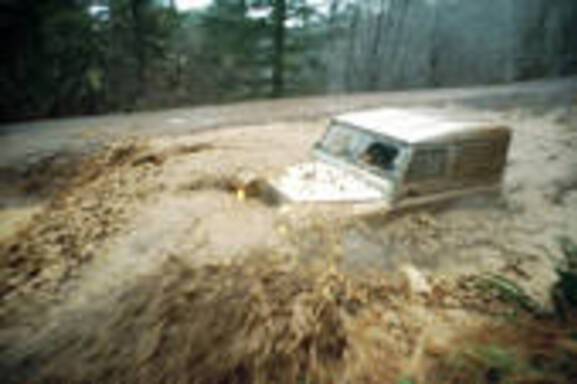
[{"xmin": 270, "ymin": 161, "xmax": 390, "ymax": 203}]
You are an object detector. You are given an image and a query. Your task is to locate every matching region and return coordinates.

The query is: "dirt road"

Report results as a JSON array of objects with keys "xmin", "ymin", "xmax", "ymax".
[{"xmin": 1, "ymin": 76, "xmax": 576, "ymax": 166}]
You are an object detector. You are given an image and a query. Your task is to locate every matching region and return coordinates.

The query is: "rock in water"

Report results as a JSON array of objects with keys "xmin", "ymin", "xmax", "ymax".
[{"xmin": 400, "ymin": 264, "xmax": 431, "ymax": 298}]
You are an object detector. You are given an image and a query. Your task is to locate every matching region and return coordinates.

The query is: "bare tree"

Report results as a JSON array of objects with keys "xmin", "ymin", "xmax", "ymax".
[{"xmin": 272, "ymin": 0, "xmax": 287, "ymax": 97}]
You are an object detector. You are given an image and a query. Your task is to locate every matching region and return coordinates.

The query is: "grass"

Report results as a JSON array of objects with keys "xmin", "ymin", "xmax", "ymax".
[{"xmin": 420, "ymin": 237, "xmax": 577, "ymax": 384}]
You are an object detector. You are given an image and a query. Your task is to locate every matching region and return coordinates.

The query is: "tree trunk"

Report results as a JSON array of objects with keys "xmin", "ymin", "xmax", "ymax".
[
  {"xmin": 367, "ymin": 0, "xmax": 388, "ymax": 90},
  {"xmin": 429, "ymin": 1, "xmax": 440, "ymax": 87},
  {"xmin": 271, "ymin": 0, "xmax": 286, "ymax": 97},
  {"xmin": 328, "ymin": 0, "xmax": 340, "ymax": 25},
  {"xmin": 388, "ymin": 0, "xmax": 411, "ymax": 87},
  {"xmin": 345, "ymin": 5, "xmax": 360, "ymax": 91},
  {"xmin": 107, "ymin": 0, "xmax": 129, "ymax": 108},
  {"xmin": 131, "ymin": 0, "xmax": 146, "ymax": 103}
]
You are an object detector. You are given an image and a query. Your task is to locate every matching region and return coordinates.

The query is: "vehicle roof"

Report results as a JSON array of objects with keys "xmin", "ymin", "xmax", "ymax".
[{"xmin": 334, "ymin": 108, "xmax": 510, "ymax": 144}]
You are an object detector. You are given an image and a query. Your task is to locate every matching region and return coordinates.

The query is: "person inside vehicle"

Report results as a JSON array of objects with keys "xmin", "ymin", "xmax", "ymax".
[{"xmin": 360, "ymin": 142, "xmax": 399, "ymax": 171}]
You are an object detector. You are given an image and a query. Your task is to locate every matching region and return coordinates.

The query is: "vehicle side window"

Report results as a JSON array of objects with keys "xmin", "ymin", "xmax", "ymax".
[
  {"xmin": 406, "ymin": 147, "xmax": 448, "ymax": 182},
  {"xmin": 454, "ymin": 140, "xmax": 500, "ymax": 178}
]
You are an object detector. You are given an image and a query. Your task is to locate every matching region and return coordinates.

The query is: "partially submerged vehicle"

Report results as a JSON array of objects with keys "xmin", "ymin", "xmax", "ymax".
[{"xmin": 249, "ymin": 108, "xmax": 512, "ymax": 214}]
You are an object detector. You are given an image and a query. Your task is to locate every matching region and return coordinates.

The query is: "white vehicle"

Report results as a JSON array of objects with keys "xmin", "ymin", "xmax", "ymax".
[{"xmin": 248, "ymin": 108, "xmax": 512, "ymax": 214}]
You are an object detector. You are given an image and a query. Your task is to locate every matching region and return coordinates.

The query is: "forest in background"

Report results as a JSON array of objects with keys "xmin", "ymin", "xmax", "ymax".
[{"xmin": 1, "ymin": 0, "xmax": 576, "ymax": 122}]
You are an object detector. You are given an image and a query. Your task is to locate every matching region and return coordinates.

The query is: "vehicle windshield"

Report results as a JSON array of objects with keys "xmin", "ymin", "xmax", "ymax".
[{"xmin": 316, "ymin": 122, "xmax": 405, "ymax": 177}]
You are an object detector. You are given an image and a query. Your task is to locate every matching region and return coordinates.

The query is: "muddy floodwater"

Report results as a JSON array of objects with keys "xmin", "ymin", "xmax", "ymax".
[
  {"xmin": 0, "ymin": 83, "xmax": 576, "ymax": 383},
  {"xmin": 1, "ymin": 102, "xmax": 576, "ymax": 314}
]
